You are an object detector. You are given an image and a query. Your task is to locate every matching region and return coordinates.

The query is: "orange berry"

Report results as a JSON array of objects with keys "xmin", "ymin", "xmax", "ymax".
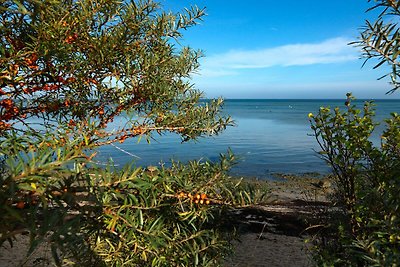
[
  {"xmin": 201, "ymin": 193, "xmax": 207, "ymax": 200},
  {"xmin": 0, "ymin": 121, "xmax": 11, "ymax": 129},
  {"xmin": 200, "ymin": 199, "xmax": 204, "ymax": 204},
  {"xmin": 63, "ymin": 188, "xmax": 68, "ymax": 192},
  {"xmin": 179, "ymin": 192, "xmax": 185, "ymax": 198},
  {"xmin": 196, "ymin": 194, "xmax": 201, "ymax": 200},
  {"xmin": 119, "ymin": 135, "xmax": 127, "ymax": 143},
  {"xmin": 194, "ymin": 199, "xmax": 199, "ymax": 204},
  {"xmin": 205, "ymin": 200, "xmax": 210, "ymax": 205},
  {"xmin": 65, "ymin": 34, "xmax": 78, "ymax": 44},
  {"xmin": 66, "ymin": 77, "xmax": 76, "ymax": 83},
  {"xmin": 68, "ymin": 119, "xmax": 76, "ymax": 127},
  {"xmin": 10, "ymin": 64, "xmax": 19, "ymax": 75},
  {"xmin": 16, "ymin": 201, "xmax": 25, "ymax": 209}
]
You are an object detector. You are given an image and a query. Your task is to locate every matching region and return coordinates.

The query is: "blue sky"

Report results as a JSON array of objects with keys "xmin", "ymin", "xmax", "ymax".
[{"xmin": 166, "ymin": 1, "xmax": 397, "ymax": 99}]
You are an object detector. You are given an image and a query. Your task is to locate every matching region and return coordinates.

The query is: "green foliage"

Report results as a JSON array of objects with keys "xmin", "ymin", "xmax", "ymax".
[
  {"xmin": 0, "ymin": 0, "xmax": 267, "ymax": 266},
  {"xmin": 351, "ymin": 0, "xmax": 400, "ymax": 93},
  {"xmin": 309, "ymin": 94, "xmax": 400, "ymax": 266},
  {"xmin": 1, "ymin": 129, "xmax": 269, "ymax": 266},
  {"xmin": 0, "ymin": 0, "xmax": 232, "ymax": 142},
  {"xmin": 310, "ymin": 1, "xmax": 400, "ymax": 264},
  {"xmin": 310, "ymin": 93, "xmax": 378, "ymax": 211}
]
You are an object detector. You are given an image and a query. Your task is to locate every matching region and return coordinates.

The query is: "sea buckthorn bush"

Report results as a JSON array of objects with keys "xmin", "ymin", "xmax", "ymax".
[
  {"xmin": 1, "ymin": 137, "xmax": 267, "ymax": 266},
  {"xmin": 0, "ymin": 1, "xmax": 269, "ymax": 266},
  {"xmin": 309, "ymin": 94, "xmax": 400, "ymax": 266},
  {"xmin": 309, "ymin": 0, "xmax": 400, "ymax": 264}
]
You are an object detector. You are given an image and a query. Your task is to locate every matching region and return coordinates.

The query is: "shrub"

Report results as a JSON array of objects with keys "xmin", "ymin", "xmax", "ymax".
[
  {"xmin": 0, "ymin": 1, "xmax": 268, "ymax": 265},
  {"xmin": 309, "ymin": 0, "xmax": 400, "ymax": 263},
  {"xmin": 309, "ymin": 94, "xmax": 400, "ymax": 266}
]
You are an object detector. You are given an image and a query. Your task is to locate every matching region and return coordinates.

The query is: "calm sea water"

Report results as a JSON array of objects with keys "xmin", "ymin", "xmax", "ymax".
[{"xmin": 96, "ymin": 99, "xmax": 400, "ymax": 179}]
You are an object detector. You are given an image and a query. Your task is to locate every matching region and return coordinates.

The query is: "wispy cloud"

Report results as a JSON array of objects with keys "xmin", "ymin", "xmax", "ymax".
[{"xmin": 198, "ymin": 37, "xmax": 357, "ymax": 77}]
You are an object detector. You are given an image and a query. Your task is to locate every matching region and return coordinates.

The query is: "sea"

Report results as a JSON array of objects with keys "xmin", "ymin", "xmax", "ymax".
[{"xmin": 96, "ymin": 99, "xmax": 400, "ymax": 180}]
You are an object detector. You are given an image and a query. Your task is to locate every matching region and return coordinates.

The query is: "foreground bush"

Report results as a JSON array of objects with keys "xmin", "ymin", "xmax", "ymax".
[
  {"xmin": 309, "ymin": 0, "xmax": 400, "ymax": 264},
  {"xmin": 0, "ymin": 1, "xmax": 268, "ymax": 265},
  {"xmin": 309, "ymin": 94, "xmax": 400, "ymax": 266},
  {"xmin": 1, "ymin": 132, "xmax": 267, "ymax": 265}
]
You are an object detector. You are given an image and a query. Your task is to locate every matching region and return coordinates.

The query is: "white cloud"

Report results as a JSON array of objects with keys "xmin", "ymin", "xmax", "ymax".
[
  {"xmin": 196, "ymin": 69, "xmax": 238, "ymax": 78},
  {"xmin": 198, "ymin": 37, "xmax": 357, "ymax": 77}
]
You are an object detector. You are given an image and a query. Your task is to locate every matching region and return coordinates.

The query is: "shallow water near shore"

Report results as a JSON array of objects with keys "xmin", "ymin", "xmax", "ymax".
[{"xmin": 97, "ymin": 99, "xmax": 400, "ymax": 179}]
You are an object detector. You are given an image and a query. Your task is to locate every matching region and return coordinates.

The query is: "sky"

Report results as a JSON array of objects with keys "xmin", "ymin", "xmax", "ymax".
[{"xmin": 165, "ymin": 1, "xmax": 398, "ymax": 99}]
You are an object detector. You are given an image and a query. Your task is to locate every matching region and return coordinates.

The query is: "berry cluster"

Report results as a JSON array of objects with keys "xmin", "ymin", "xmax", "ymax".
[{"xmin": 177, "ymin": 192, "xmax": 211, "ymax": 205}]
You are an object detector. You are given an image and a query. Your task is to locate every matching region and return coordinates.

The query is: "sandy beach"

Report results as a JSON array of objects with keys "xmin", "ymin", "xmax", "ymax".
[{"xmin": 224, "ymin": 174, "xmax": 332, "ymax": 267}]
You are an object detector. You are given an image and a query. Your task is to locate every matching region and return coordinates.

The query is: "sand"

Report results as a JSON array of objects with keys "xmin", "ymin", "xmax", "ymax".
[{"xmin": 223, "ymin": 174, "xmax": 332, "ymax": 267}]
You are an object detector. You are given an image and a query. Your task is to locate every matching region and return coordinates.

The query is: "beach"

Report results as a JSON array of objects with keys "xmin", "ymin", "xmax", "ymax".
[{"xmin": 224, "ymin": 174, "xmax": 331, "ymax": 267}]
